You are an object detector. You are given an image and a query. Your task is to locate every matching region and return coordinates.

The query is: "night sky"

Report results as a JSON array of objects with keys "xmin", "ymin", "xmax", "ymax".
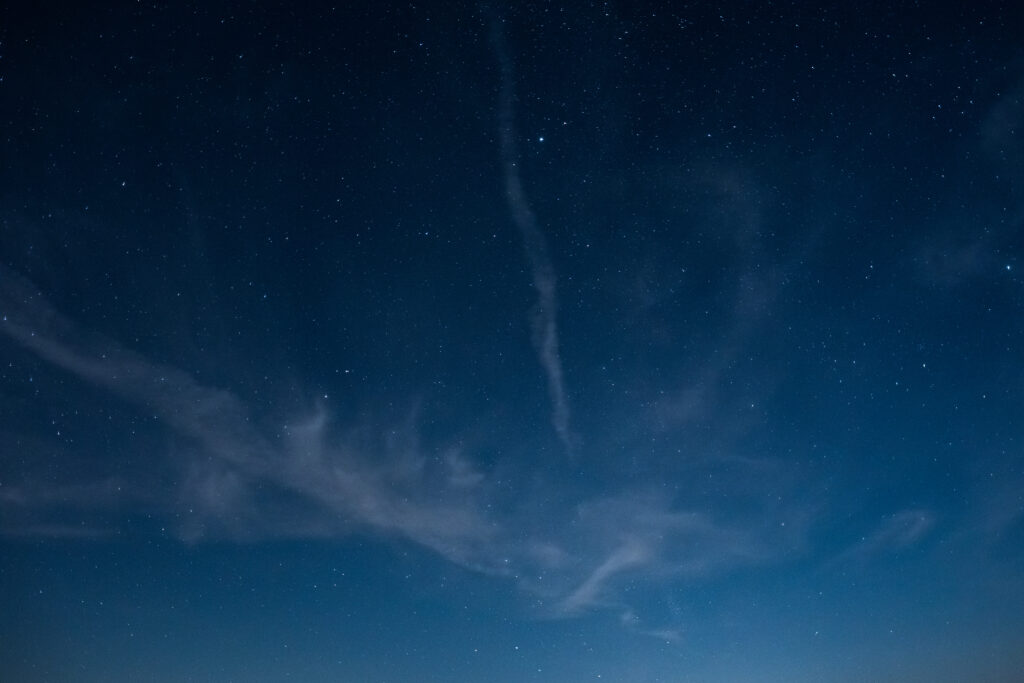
[{"xmin": 2, "ymin": 2, "xmax": 1024, "ymax": 681}]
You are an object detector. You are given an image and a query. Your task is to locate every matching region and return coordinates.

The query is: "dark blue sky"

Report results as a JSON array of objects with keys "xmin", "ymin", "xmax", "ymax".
[{"xmin": 2, "ymin": 1, "xmax": 1023, "ymax": 681}]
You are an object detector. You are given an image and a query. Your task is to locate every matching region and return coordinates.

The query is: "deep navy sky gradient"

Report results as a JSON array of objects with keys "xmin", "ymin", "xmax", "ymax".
[{"xmin": 2, "ymin": 1, "xmax": 1024, "ymax": 681}]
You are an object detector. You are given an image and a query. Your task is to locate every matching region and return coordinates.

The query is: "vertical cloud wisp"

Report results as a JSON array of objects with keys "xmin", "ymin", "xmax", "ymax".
[{"xmin": 490, "ymin": 17, "xmax": 576, "ymax": 455}]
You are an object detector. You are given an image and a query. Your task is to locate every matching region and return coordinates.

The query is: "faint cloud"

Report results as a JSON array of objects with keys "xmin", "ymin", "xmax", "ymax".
[
  {"xmin": 491, "ymin": 18, "xmax": 576, "ymax": 456},
  {"xmin": 914, "ymin": 236, "xmax": 997, "ymax": 287},
  {"xmin": 981, "ymin": 70, "xmax": 1024, "ymax": 170},
  {"xmin": 443, "ymin": 448, "xmax": 486, "ymax": 489},
  {"xmin": 0, "ymin": 477, "xmax": 130, "ymax": 538},
  {"xmin": 0, "ymin": 523, "xmax": 114, "ymax": 539},
  {"xmin": 1, "ymin": 270, "xmax": 811, "ymax": 635},
  {"xmin": 0, "ymin": 270, "xmax": 499, "ymax": 569},
  {"xmin": 0, "ymin": 477, "xmax": 127, "ymax": 509},
  {"xmin": 655, "ymin": 384, "xmax": 710, "ymax": 428},
  {"xmin": 650, "ymin": 164, "xmax": 788, "ymax": 436},
  {"xmin": 620, "ymin": 609, "xmax": 683, "ymax": 643},
  {"xmin": 829, "ymin": 509, "xmax": 935, "ymax": 568},
  {"xmin": 536, "ymin": 491, "xmax": 787, "ymax": 619},
  {"xmin": 556, "ymin": 541, "xmax": 651, "ymax": 614}
]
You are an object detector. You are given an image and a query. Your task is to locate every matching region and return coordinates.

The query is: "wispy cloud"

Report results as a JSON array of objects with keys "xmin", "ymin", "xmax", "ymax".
[
  {"xmin": 828, "ymin": 509, "xmax": 935, "ymax": 568},
  {"xmin": 490, "ymin": 18, "xmax": 575, "ymax": 455},
  {"xmin": 981, "ymin": 70, "xmax": 1024, "ymax": 173},
  {"xmin": 0, "ymin": 270, "xmax": 498, "ymax": 566},
  {"xmin": 620, "ymin": 610, "xmax": 683, "ymax": 643},
  {"xmin": 557, "ymin": 541, "xmax": 651, "ymax": 614},
  {"xmin": 0, "ymin": 477, "xmax": 130, "ymax": 539},
  {"xmin": 651, "ymin": 166, "xmax": 787, "ymax": 435},
  {"xmin": 1, "ymin": 271, "xmax": 806, "ymax": 633},
  {"xmin": 532, "ymin": 491, "xmax": 790, "ymax": 620},
  {"xmin": 914, "ymin": 235, "xmax": 999, "ymax": 287}
]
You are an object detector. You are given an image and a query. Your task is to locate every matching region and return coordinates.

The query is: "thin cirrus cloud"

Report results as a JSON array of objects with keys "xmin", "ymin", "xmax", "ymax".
[
  {"xmin": 826, "ymin": 509, "xmax": 936, "ymax": 570},
  {"xmin": 0, "ymin": 270, "xmax": 498, "ymax": 565},
  {"xmin": 1, "ymin": 270, "xmax": 801, "ymax": 633},
  {"xmin": 490, "ymin": 18, "xmax": 576, "ymax": 456},
  {"xmin": 651, "ymin": 166, "xmax": 789, "ymax": 435},
  {"xmin": 555, "ymin": 541, "xmax": 652, "ymax": 615},
  {"xmin": 546, "ymin": 492, "xmax": 779, "ymax": 616}
]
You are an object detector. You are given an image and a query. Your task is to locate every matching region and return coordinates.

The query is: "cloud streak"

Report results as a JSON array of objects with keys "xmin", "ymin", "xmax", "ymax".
[
  {"xmin": 490, "ymin": 18, "xmax": 575, "ymax": 455},
  {"xmin": 0, "ymin": 270, "xmax": 805, "ymax": 632},
  {"xmin": 826, "ymin": 509, "xmax": 935, "ymax": 570},
  {"xmin": 0, "ymin": 270, "xmax": 498, "ymax": 565},
  {"xmin": 557, "ymin": 541, "xmax": 651, "ymax": 614}
]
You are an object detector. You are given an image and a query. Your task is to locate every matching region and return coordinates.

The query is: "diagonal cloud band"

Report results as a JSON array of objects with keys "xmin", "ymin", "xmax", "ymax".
[
  {"xmin": 490, "ymin": 17, "xmax": 576, "ymax": 456},
  {"xmin": 1, "ymin": 270, "xmax": 803, "ymax": 634}
]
